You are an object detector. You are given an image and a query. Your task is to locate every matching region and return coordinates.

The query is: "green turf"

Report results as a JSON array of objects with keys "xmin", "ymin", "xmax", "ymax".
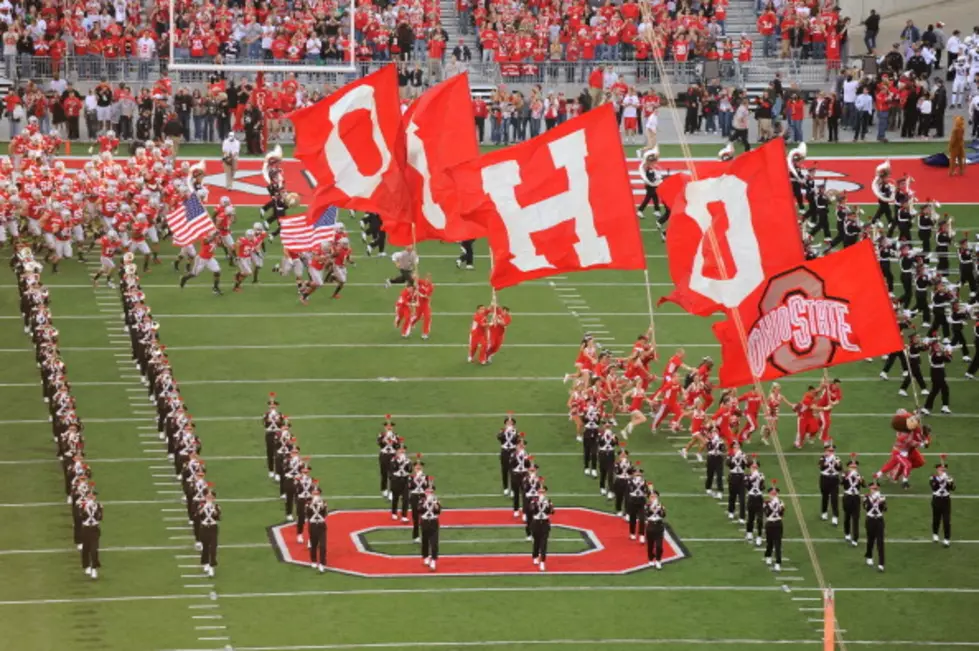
[{"xmin": 1, "ymin": 153, "xmax": 978, "ymax": 651}]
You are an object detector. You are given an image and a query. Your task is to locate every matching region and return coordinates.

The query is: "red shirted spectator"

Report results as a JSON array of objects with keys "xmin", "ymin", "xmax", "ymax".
[
  {"xmin": 738, "ymin": 36, "xmax": 753, "ymax": 62},
  {"xmin": 271, "ymin": 35, "xmax": 289, "ymax": 59},
  {"xmin": 674, "ymin": 37, "xmax": 689, "ymax": 62}
]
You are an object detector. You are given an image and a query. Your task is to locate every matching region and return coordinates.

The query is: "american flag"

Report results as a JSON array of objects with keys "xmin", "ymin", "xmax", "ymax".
[
  {"xmin": 279, "ymin": 206, "xmax": 339, "ymax": 253},
  {"xmin": 166, "ymin": 194, "xmax": 216, "ymax": 247}
]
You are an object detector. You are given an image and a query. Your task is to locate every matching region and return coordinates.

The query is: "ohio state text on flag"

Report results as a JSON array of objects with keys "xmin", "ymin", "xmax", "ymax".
[
  {"xmin": 713, "ymin": 241, "xmax": 903, "ymax": 388},
  {"xmin": 385, "ymin": 73, "xmax": 485, "ymax": 246},
  {"xmin": 658, "ymin": 139, "xmax": 804, "ymax": 316},
  {"xmin": 288, "ymin": 65, "xmax": 406, "ymax": 219},
  {"xmin": 452, "ymin": 104, "xmax": 645, "ymax": 290}
]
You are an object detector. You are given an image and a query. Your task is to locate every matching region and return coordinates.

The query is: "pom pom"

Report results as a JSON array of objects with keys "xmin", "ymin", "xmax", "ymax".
[
  {"xmin": 850, "ymin": 452, "xmax": 858, "ymax": 459},
  {"xmin": 618, "ymin": 441, "xmax": 627, "ymax": 447},
  {"xmin": 385, "ymin": 414, "xmax": 392, "ymax": 419},
  {"xmin": 635, "ymin": 461, "xmax": 641, "ymax": 466},
  {"xmin": 416, "ymin": 452, "xmax": 423, "ymax": 459},
  {"xmin": 269, "ymin": 392, "xmax": 276, "ymax": 397},
  {"xmin": 518, "ymin": 432, "xmax": 525, "ymax": 438}
]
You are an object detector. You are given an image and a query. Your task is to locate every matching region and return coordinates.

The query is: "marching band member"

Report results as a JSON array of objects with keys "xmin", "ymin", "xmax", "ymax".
[
  {"xmin": 198, "ymin": 490, "xmax": 221, "ymax": 578},
  {"xmin": 842, "ymin": 454, "xmax": 865, "ymax": 547},
  {"xmin": 763, "ymin": 482, "xmax": 785, "ymax": 572},
  {"xmin": 497, "ymin": 416, "xmax": 519, "ymax": 496},
  {"xmin": 704, "ymin": 426, "xmax": 726, "ymax": 499},
  {"xmin": 626, "ymin": 465, "xmax": 650, "ymax": 540},
  {"xmin": 898, "ymin": 332, "xmax": 929, "ymax": 396},
  {"xmin": 787, "ymin": 142, "xmax": 809, "ymax": 211},
  {"xmin": 949, "ymin": 301, "xmax": 972, "ymax": 361},
  {"xmin": 388, "ymin": 447, "xmax": 412, "ymax": 522},
  {"xmin": 745, "ymin": 457, "xmax": 766, "ymax": 545},
  {"xmin": 581, "ymin": 404, "xmax": 600, "ymax": 478},
  {"xmin": 306, "ymin": 486, "xmax": 328, "ymax": 572},
  {"xmin": 293, "ymin": 467, "xmax": 316, "ymax": 544},
  {"xmin": 597, "ymin": 421, "xmax": 619, "ymax": 496},
  {"xmin": 377, "ymin": 417, "xmax": 399, "ymax": 499},
  {"xmin": 80, "ymin": 490, "xmax": 103, "ymax": 579},
  {"xmin": 610, "ymin": 447, "xmax": 633, "ymax": 513},
  {"xmin": 930, "ymin": 458, "xmax": 955, "ymax": 547},
  {"xmin": 530, "ymin": 484, "xmax": 554, "ymax": 572},
  {"xmin": 958, "ymin": 237, "xmax": 977, "ymax": 300},
  {"xmin": 636, "ymin": 147, "xmax": 670, "ymax": 240},
  {"xmin": 726, "ymin": 440, "xmax": 747, "ymax": 523},
  {"xmin": 863, "ymin": 481, "xmax": 887, "ymax": 572},
  {"xmin": 521, "ymin": 466, "xmax": 543, "ymax": 539},
  {"xmin": 921, "ymin": 340, "xmax": 953, "ymax": 414},
  {"xmin": 408, "ymin": 459, "xmax": 434, "ymax": 542},
  {"xmin": 818, "ymin": 445, "xmax": 842, "ymax": 526},
  {"xmin": 420, "ymin": 486, "xmax": 442, "ymax": 571},
  {"xmin": 644, "ymin": 490, "xmax": 667, "ymax": 569},
  {"xmin": 871, "ymin": 160, "xmax": 896, "ymax": 226}
]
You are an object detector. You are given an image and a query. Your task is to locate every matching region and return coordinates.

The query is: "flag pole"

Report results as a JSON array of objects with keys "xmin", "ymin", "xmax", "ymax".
[{"xmin": 638, "ymin": 2, "xmax": 845, "ymax": 649}]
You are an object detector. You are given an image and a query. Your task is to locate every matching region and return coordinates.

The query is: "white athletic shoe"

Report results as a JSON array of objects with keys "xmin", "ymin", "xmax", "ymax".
[
  {"xmin": 90, "ymin": 569, "xmax": 98, "ymax": 580},
  {"xmin": 513, "ymin": 510, "xmax": 520, "ymax": 518},
  {"xmin": 583, "ymin": 468, "xmax": 589, "ymax": 476},
  {"xmin": 756, "ymin": 538, "xmax": 763, "ymax": 547},
  {"xmin": 850, "ymin": 540, "xmax": 858, "ymax": 547},
  {"xmin": 679, "ymin": 448, "xmax": 688, "ymax": 459},
  {"xmin": 401, "ymin": 516, "xmax": 409, "ymax": 523},
  {"xmin": 898, "ymin": 389, "xmax": 908, "ymax": 397},
  {"xmin": 84, "ymin": 567, "xmax": 92, "ymax": 576},
  {"xmin": 967, "ymin": 373, "xmax": 976, "ymax": 379},
  {"xmin": 575, "ymin": 435, "xmax": 583, "ymax": 443},
  {"xmin": 413, "ymin": 537, "xmax": 420, "ymax": 544},
  {"xmin": 391, "ymin": 514, "xmax": 398, "ymax": 521},
  {"xmin": 286, "ymin": 514, "xmax": 294, "ymax": 522},
  {"xmin": 774, "ymin": 563, "xmax": 781, "ymax": 573},
  {"xmin": 639, "ymin": 535, "xmax": 646, "ymax": 544},
  {"xmin": 941, "ymin": 406, "xmax": 952, "ymax": 414},
  {"xmin": 590, "ymin": 469, "xmax": 598, "ymax": 477},
  {"xmin": 921, "ymin": 389, "xmax": 930, "ymax": 395},
  {"xmin": 66, "ymin": 495, "xmax": 72, "ymax": 504},
  {"xmin": 630, "ymin": 534, "xmax": 636, "ymax": 540},
  {"xmin": 318, "ymin": 564, "xmax": 326, "ymax": 573},
  {"xmin": 526, "ymin": 535, "xmax": 532, "ymax": 541},
  {"xmin": 696, "ymin": 453, "xmax": 704, "ymax": 463},
  {"xmin": 533, "ymin": 557, "xmax": 539, "ymax": 565},
  {"xmin": 429, "ymin": 560, "xmax": 436, "ymax": 572},
  {"xmin": 963, "ymin": 356, "xmax": 972, "ymax": 362},
  {"xmin": 832, "ymin": 517, "xmax": 838, "ymax": 526},
  {"xmin": 706, "ymin": 489, "xmax": 713, "ymax": 497},
  {"xmin": 877, "ymin": 564, "xmax": 885, "ymax": 573},
  {"xmin": 76, "ymin": 543, "xmax": 83, "ymax": 551},
  {"xmin": 727, "ymin": 512, "xmax": 735, "ymax": 520},
  {"xmin": 522, "ymin": 514, "xmax": 527, "ymax": 522},
  {"xmin": 655, "ymin": 561, "xmax": 662, "ymax": 570},
  {"xmin": 424, "ymin": 557, "xmax": 431, "ymax": 567},
  {"xmin": 600, "ymin": 488, "xmax": 607, "ymax": 496},
  {"xmin": 821, "ymin": 513, "xmax": 828, "ymax": 521},
  {"xmin": 765, "ymin": 557, "xmax": 773, "ymax": 566},
  {"xmin": 738, "ymin": 518, "xmax": 746, "ymax": 525},
  {"xmin": 296, "ymin": 535, "xmax": 304, "ymax": 544},
  {"xmin": 539, "ymin": 563, "xmax": 546, "ymax": 572},
  {"xmin": 746, "ymin": 532, "xmax": 753, "ymax": 542},
  {"xmin": 943, "ymin": 539, "xmax": 951, "ymax": 547},
  {"xmin": 275, "ymin": 474, "xmax": 281, "ymax": 482},
  {"xmin": 204, "ymin": 563, "xmax": 211, "ymax": 574},
  {"xmin": 845, "ymin": 534, "xmax": 852, "ymax": 542},
  {"xmin": 933, "ymin": 533, "xmax": 941, "ymax": 542},
  {"xmin": 920, "ymin": 408, "xmax": 931, "ymax": 415},
  {"xmin": 866, "ymin": 558, "xmax": 874, "ymax": 567},
  {"xmin": 879, "ymin": 371, "xmax": 888, "ymax": 380},
  {"xmin": 195, "ymin": 541, "xmax": 203, "ymax": 551},
  {"xmin": 715, "ymin": 491, "xmax": 724, "ymax": 499}
]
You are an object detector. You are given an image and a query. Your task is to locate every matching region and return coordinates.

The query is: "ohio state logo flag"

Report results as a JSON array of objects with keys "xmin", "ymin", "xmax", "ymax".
[
  {"xmin": 288, "ymin": 65, "xmax": 407, "ymax": 219},
  {"xmin": 452, "ymin": 104, "xmax": 646, "ymax": 290},
  {"xmin": 658, "ymin": 139, "xmax": 805, "ymax": 316},
  {"xmin": 713, "ymin": 241, "xmax": 903, "ymax": 388}
]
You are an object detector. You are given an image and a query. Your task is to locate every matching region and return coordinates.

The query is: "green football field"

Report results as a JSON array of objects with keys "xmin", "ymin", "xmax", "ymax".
[{"xmin": 1, "ymin": 143, "xmax": 978, "ymax": 651}]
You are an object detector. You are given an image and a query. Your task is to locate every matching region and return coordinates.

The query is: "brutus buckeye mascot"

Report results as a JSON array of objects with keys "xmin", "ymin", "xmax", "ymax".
[{"xmin": 875, "ymin": 409, "xmax": 931, "ymax": 488}]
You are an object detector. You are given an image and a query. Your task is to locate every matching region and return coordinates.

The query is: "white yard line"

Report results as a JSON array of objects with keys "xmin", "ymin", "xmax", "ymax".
[{"xmin": 0, "ymin": 342, "xmax": 723, "ymax": 354}]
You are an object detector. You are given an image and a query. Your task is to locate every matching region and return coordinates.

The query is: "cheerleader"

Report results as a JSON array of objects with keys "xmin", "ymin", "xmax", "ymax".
[
  {"xmin": 621, "ymin": 377, "xmax": 648, "ymax": 439},
  {"xmin": 679, "ymin": 400, "xmax": 708, "ymax": 461},
  {"xmin": 762, "ymin": 382, "xmax": 789, "ymax": 445},
  {"xmin": 564, "ymin": 336, "xmax": 599, "ymax": 385}
]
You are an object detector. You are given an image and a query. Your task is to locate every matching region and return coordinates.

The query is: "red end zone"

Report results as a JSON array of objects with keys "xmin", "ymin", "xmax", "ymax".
[
  {"xmin": 268, "ymin": 507, "xmax": 690, "ymax": 577},
  {"xmin": 57, "ymin": 154, "xmax": 966, "ymax": 207}
]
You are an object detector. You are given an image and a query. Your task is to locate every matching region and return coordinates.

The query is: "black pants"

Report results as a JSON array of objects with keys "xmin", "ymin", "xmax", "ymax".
[
  {"xmin": 960, "ymin": 267, "xmax": 977, "ymax": 298},
  {"xmin": 81, "ymin": 526, "xmax": 101, "ymax": 569},
  {"xmin": 932, "ymin": 309, "xmax": 950, "ymax": 339},
  {"xmin": 410, "ymin": 493, "xmax": 424, "ymax": 538},
  {"xmin": 510, "ymin": 472, "xmax": 526, "ymax": 510},
  {"xmin": 901, "ymin": 359, "xmax": 927, "ymax": 391},
  {"xmin": 646, "ymin": 521, "xmax": 665, "ymax": 561},
  {"xmin": 67, "ymin": 115, "xmax": 80, "ymax": 139},
  {"xmin": 727, "ymin": 474, "xmax": 745, "ymax": 519},
  {"xmin": 764, "ymin": 521, "xmax": 783, "ymax": 563},
  {"xmin": 499, "ymin": 449, "xmax": 513, "ymax": 491},
  {"xmin": 531, "ymin": 519, "xmax": 550, "ymax": 561},
  {"xmin": 296, "ymin": 498, "xmax": 309, "ymax": 535},
  {"xmin": 706, "ymin": 456, "xmax": 724, "ymax": 493},
  {"xmin": 627, "ymin": 498, "xmax": 645, "ymax": 536},
  {"xmin": 265, "ymin": 432, "xmax": 276, "ymax": 472},
  {"xmin": 854, "ymin": 112, "xmax": 870, "ymax": 140},
  {"xmin": 582, "ymin": 434, "xmax": 597, "ymax": 471},
  {"xmin": 951, "ymin": 325, "xmax": 970, "ymax": 358},
  {"xmin": 389, "ymin": 269, "xmax": 413, "ymax": 285},
  {"xmin": 638, "ymin": 186, "xmax": 661, "ymax": 213},
  {"xmin": 809, "ymin": 211, "xmax": 831, "ymax": 240},
  {"xmin": 879, "ymin": 261, "xmax": 894, "ymax": 292},
  {"xmin": 731, "ymin": 127, "xmax": 750, "ymax": 151},
  {"xmin": 390, "ymin": 478, "xmax": 408, "ymax": 516},
  {"xmin": 820, "ymin": 476, "xmax": 840, "ymax": 518},
  {"xmin": 308, "ymin": 522, "xmax": 327, "ymax": 565},
  {"xmin": 746, "ymin": 496, "xmax": 763, "ymax": 537},
  {"xmin": 914, "ymin": 290, "xmax": 931, "ymax": 324},
  {"xmin": 865, "ymin": 517, "xmax": 885, "ymax": 565},
  {"xmin": 843, "ymin": 494, "xmax": 860, "ymax": 542},
  {"xmin": 598, "ymin": 452, "xmax": 614, "ymax": 491},
  {"xmin": 919, "ymin": 230, "xmax": 932, "ymax": 255},
  {"xmin": 199, "ymin": 525, "xmax": 218, "ymax": 566},
  {"xmin": 969, "ymin": 338, "xmax": 979, "ymax": 375},
  {"xmin": 421, "ymin": 519, "xmax": 440, "ymax": 560},
  {"xmin": 827, "ymin": 117, "xmax": 838, "ymax": 141},
  {"xmin": 872, "ymin": 201, "xmax": 892, "ymax": 226},
  {"xmin": 613, "ymin": 478, "xmax": 628, "ymax": 512},
  {"xmin": 378, "ymin": 453, "xmax": 393, "ymax": 492},
  {"xmin": 882, "ymin": 351, "xmax": 908, "ymax": 375},
  {"xmin": 475, "ymin": 117, "xmax": 485, "ymax": 142},
  {"xmin": 932, "ymin": 496, "xmax": 951, "ymax": 540},
  {"xmin": 900, "ymin": 273, "xmax": 913, "ymax": 307},
  {"xmin": 458, "ymin": 240, "xmax": 474, "ymax": 267},
  {"xmin": 284, "ymin": 479, "xmax": 297, "ymax": 516},
  {"xmin": 924, "ymin": 368, "xmax": 949, "ymax": 409}
]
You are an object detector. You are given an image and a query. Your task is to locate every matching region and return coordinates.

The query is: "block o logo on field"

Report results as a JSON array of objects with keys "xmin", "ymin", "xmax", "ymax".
[{"xmin": 268, "ymin": 507, "xmax": 690, "ymax": 577}]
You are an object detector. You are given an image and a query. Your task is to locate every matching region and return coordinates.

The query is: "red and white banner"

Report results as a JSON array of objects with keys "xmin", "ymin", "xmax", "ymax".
[
  {"xmin": 452, "ymin": 104, "xmax": 646, "ymax": 290},
  {"xmin": 384, "ymin": 74, "xmax": 485, "ymax": 246},
  {"xmin": 713, "ymin": 241, "xmax": 903, "ymax": 388},
  {"xmin": 658, "ymin": 139, "xmax": 805, "ymax": 317},
  {"xmin": 287, "ymin": 65, "xmax": 407, "ymax": 219}
]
